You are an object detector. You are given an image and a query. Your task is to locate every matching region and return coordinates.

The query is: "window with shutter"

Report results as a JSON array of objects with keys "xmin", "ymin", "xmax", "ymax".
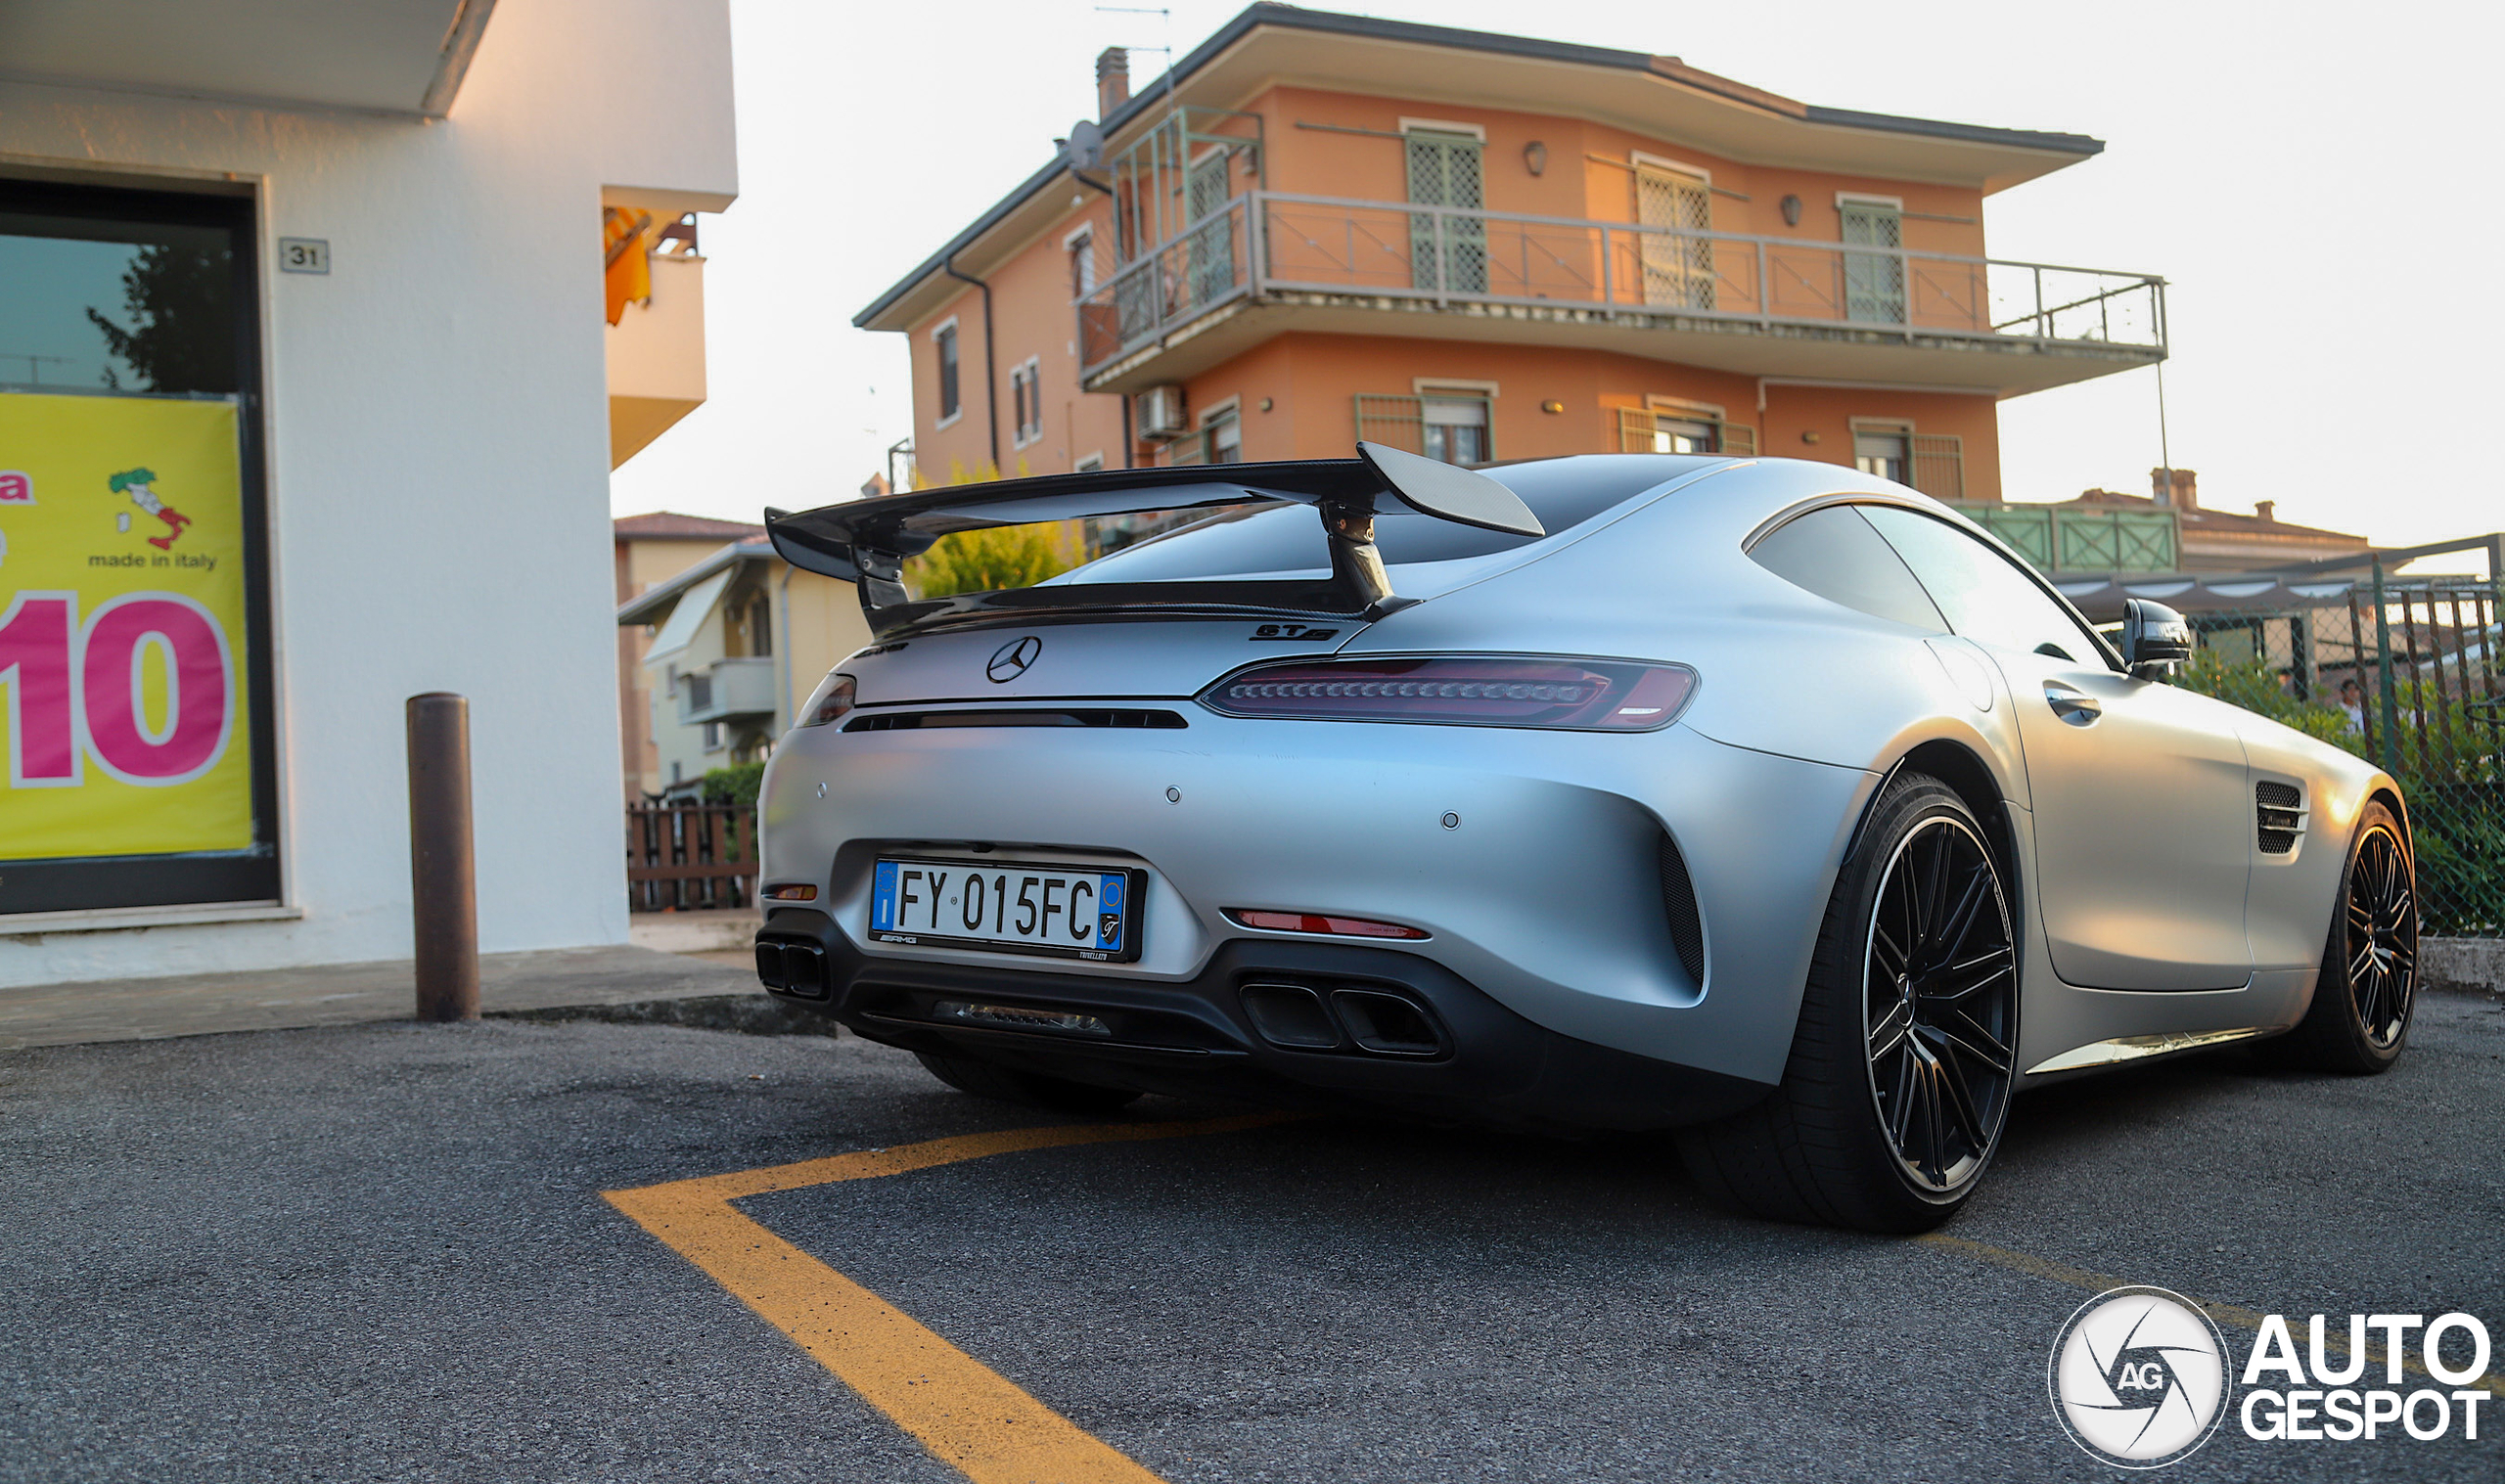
[
  {"xmin": 1404, "ymin": 131, "xmax": 1486, "ymax": 293},
  {"xmin": 1841, "ymin": 200, "xmax": 1906, "ymax": 325},
  {"xmin": 1636, "ymin": 166, "xmax": 1715, "ymax": 310}
]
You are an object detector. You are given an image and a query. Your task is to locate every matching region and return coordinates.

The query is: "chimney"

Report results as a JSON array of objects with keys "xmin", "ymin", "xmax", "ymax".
[
  {"xmin": 1096, "ymin": 47, "xmax": 1130, "ymax": 120},
  {"xmin": 2254, "ymin": 499, "xmax": 2276, "ymax": 524},
  {"xmin": 2150, "ymin": 467, "xmax": 2197, "ymax": 511}
]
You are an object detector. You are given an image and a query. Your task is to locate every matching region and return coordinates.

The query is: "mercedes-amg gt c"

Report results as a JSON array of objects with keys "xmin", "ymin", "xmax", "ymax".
[{"xmin": 749, "ymin": 444, "xmax": 2417, "ymax": 1232}]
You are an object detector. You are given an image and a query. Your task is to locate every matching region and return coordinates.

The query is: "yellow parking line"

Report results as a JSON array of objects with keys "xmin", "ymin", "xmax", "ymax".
[
  {"xmin": 1916, "ymin": 1233, "xmax": 2500, "ymax": 1396},
  {"xmin": 605, "ymin": 1112, "xmax": 1293, "ymax": 1484}
]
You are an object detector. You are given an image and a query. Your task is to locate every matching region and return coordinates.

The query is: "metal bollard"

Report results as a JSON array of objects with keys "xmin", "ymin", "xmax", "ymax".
[{"xmin": 406, "ymin": 693, "xmax": 479, "ymax": 1021}]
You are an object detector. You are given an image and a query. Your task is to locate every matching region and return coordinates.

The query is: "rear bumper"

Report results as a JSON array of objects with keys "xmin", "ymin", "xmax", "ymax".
[
  {"xmin": 755, "ymin": 908, "xmax": 1772, "ymax": 1133},
  {"xmin": 758, "ymin": 710, "xmax": 1876, "ymax": 1087}
]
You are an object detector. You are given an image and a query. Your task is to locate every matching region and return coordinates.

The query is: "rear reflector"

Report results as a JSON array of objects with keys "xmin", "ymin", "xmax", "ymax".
[
  {"xmin": 1200, "ymin": 656, "xmax": 1696, "ymax": 731},
  {"xmin": 762, "ymin": 883, "xmax": 819, "ymax": 902},
  {"xmin": 1225, "ymin": 909, "xmax": 1429, "ymax": 940}
]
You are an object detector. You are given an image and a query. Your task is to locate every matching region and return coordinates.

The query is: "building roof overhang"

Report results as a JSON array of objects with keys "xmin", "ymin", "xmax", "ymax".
[
  {"xmin": 855, "ymin": 2, "xmax": 2104, "ymax": 333},
  {"xmin": 0, "ymin": 0, "xmax": 498, "ymax": 118}
]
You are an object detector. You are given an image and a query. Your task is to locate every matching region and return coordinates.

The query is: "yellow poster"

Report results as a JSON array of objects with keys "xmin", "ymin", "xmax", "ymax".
[{"xmin": 0, "ymin": 391, "xmax": 252, "ymax": 861}]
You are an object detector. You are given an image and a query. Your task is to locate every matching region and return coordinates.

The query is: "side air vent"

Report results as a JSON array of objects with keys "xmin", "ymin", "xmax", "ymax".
[
  {"xmin": 1658, "ymin": 831, "xmax": 1707, "ymax": 987},
  {"xmin": 2256, "ymin": 781, "xmax": 2305, "ymax": 855},
  {"xmin": 846, "ymin": 708, "xmax": 1188, "ymax": 733}
]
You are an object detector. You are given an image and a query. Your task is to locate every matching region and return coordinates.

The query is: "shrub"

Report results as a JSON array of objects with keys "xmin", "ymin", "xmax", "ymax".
[
  {"xmin": 699, "ymin": 761, "xmax": 766, "ymax": 810},
  {"xmin": 905, "ymin": 523, "xmax": 1079, "ymax": 598}
]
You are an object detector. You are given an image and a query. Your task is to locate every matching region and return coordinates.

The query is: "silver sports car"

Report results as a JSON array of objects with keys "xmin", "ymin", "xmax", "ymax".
[{"xmin": 750, "ymin": 444, "xmax": 2417, "ymax": 1233}]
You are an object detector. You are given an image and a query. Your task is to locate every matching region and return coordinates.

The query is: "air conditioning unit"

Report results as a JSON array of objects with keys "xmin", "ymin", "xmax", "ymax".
[{"xmin": 1134, "ymin": 384, "xmax": 1187, "ymax": 440}]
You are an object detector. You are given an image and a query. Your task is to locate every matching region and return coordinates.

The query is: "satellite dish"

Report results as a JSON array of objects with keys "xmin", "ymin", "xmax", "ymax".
[{"xmin": 1062, "ymin": 118, "xmax": 1105, "ymax": 174}]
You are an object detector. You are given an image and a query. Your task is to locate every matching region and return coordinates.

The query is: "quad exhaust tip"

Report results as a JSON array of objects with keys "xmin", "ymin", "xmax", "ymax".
[
  {"xmin": 1240, "ymin": 981, "xmax": 1449, "ymax": 1057},
  {"xmin": 755, "ymin": 938, "xmax": 830, "ymax": 999}
]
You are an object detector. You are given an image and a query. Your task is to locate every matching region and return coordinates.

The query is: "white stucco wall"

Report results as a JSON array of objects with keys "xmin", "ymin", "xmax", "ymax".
[{"xmin": 0, "ymin": 0, "xmax": 736, "ymax": 985}]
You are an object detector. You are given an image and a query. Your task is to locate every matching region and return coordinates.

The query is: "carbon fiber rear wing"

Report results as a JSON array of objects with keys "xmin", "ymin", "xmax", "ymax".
[{"xmin": 764, "ymin": 441, "xmax": 1543, "ymax": 639}]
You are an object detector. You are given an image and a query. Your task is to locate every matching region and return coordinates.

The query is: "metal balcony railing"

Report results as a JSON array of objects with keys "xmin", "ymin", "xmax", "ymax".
[{"xmin": 1077, "ymin": 191, "xmax": 2166, "ymax": 382}]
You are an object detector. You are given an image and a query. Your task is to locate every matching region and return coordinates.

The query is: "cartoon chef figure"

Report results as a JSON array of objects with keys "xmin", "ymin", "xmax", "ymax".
[{"xmin": 109, "ymin": 467, "xmax": 190, "ymax": 551}]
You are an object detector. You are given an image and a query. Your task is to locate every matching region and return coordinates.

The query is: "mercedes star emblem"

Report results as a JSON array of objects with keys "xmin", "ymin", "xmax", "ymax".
[{"xmin": 985, "ymin": 635, "xmax": 1042, "ymax": 683}]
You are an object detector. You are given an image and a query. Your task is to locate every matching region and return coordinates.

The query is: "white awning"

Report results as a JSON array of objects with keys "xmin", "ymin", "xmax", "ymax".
[{"xmin": 641, "ymin": 568, "xmax": 729, "ymax": 666}]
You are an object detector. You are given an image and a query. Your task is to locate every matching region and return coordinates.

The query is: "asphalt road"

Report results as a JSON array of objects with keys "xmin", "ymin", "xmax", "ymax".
[{"xmin": 4, "ymin": 991, "xmax": 2503, "ymax": 1482}]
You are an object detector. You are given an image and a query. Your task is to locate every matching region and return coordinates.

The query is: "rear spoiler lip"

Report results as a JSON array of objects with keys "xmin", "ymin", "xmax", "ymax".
[{"xmin": 765, "ymin": 450, "xmax": 1541, "ymax": 641}]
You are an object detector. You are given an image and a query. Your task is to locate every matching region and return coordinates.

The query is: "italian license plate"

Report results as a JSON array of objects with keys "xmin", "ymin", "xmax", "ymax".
[{"xmin": 869, "ymin": 858, "xmax": 1144, "ymax": 962}]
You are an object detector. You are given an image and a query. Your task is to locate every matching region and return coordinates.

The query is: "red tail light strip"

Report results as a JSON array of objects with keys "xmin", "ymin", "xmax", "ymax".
[{"xmin": 1200, "ymin": 656, "xmax": 1696, "ymax": 731}]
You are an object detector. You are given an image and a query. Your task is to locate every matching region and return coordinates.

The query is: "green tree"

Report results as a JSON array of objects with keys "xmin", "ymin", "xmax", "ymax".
[{"xmin": 86, "ymin": 243, "xmax": 235, "ymax": 394}]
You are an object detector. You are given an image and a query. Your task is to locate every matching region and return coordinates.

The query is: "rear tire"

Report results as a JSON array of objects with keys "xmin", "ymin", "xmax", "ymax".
[
  {"xmin": 913, "ymin": 1050, "xmax": 1145, "ymax": 1113},
  {"xmin": 1678, "ymin": 772, "xmax": 2019, "ymax": 1233},
  {"xmin": 2263, "ymin": 801, "xmax": 2416, "ymax": 1074}
]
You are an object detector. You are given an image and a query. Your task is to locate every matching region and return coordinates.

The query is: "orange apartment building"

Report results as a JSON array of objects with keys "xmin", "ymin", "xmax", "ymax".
[{"xmin": 855, "ymin": 5, "xmax": 2167, "ymax": 503}]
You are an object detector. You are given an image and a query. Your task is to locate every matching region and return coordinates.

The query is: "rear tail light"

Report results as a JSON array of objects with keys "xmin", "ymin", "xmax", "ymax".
[
  {"xmin": 797, "ymin": 673, "xmax": 856, "ymax": 728},
  {"xmin": 1225, "ymin": 910, "xmax": 1429, "ymax": 940},
  {"xmin": 1200, "ymin": 656, "xmax": 1696, "ymax": 731}
]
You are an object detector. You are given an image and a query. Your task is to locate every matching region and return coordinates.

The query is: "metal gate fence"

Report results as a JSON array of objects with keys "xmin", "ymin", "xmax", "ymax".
[
  {"xmin": 625, "ymin": 803, "xmax": 756, "ymax": 913},
  {"xmin": 2067, "ymin": 540, "xmax": 2504, "ymax": 937}
]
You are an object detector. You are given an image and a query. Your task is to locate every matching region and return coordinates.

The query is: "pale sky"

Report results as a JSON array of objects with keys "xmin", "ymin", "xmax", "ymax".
[{"xmin": 611, "ymin": 0, "xmax": 2505, "ymax": 561}]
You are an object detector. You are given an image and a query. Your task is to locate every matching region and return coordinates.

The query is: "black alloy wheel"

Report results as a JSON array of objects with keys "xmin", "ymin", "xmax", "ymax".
[
  {"xmin": 2343, "ymin": 823, "xmax": 2416, "ymax": 1052},
  {"xmin": 1863, "ymin": 814, "xmax": 2018, "ymax": 1194},
  {"xmin": 2269, "ymin": 801, "xmax": 2417, "ymax": 1073},
  {"xmin": 1678, "ymin": 772, "xmax": 2018, "ymax": 1233}
]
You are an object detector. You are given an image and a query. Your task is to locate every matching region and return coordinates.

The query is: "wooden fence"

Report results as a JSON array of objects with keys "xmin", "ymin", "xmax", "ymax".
[{"xmin": 625, "ymin": 803, "xmax": 756, "ymax": 913}]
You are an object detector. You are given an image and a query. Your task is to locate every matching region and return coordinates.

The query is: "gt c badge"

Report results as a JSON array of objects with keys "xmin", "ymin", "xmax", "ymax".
[
  {"xmin": 1250, "ymin": 622, "xmax": 1339, "ymax": 642},
  {"xmin": 986, "ymin": 635, "xmax": 1042, "ymax": 682}
]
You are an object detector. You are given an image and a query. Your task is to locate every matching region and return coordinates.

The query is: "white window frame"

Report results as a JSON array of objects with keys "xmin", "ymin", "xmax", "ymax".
[
  {"xmin": 1063, "ymin": 223, "xmax": 1098, "ymax": 298},
  {"xmin": 1197, "ymin": 395, "xmax": 1244, "ymax": 463},
  {"xmin": 930, "ymin": 314, "xmax": 962, "ymax": 431},
  {"xmin": 1397, "ymin": 117, "xmax": 1486, "ymax": 140},
  {"xmin": 1630, "ymin": 151, "xmax": 1713, "ymax": 187},
  {"xmin": 1010, "ymin": 355, "xmax": 1044, "ymax": 449},
  {"xmin": 1835, "ymin": 192, "xmax": 1905, "ymax": 212},
  {"xmin": 1413, "ymin": 377, "xmax": 1498, "ymax": 398},
  {"xmin": 1073, "ymin": 451, "xmax": 1105, "ymax": 473},
  {"xmin": 1646, "ymin": 393, "xmax": 1725, "ymax": 421}
]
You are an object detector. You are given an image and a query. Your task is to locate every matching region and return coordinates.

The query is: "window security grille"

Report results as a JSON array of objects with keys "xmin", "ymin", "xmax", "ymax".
[
  {"xmin": 1357, "ymin": 392, "xmax": 1494, "ymax": 466},
  {"xmin": 1908, "ymin": 432, "xmax": 1964, "ymax": 502},
  {"xmin": 1615, "ymin": 406, "xmax": 1754, "ymax": 457},
  {"xmin": 1841, "ymin": 202, "xmax": 1906, "ymax": 325},
  {"xmin": 1404, "ymin": 132, "xmax": 1486, "ymax": 293},
  {"xmin": 1636, "ymin": 167, "xmax": 1714, "ymax": 310}
]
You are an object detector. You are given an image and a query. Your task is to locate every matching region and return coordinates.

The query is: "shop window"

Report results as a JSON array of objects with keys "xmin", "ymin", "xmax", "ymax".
[{"xmin": 0, "ymin": 177, "xmax": 275, "ymax": 914}]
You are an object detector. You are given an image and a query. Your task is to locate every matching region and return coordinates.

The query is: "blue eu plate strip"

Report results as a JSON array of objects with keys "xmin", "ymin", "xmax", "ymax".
[{"xmin": 871, "ymin": 861, "xmax": 898, "ymax": 931}]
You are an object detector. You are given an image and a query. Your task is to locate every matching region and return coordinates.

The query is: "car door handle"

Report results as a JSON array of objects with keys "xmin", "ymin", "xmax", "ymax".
[{"xmin": 2043, "ymin": 681, "xmax": 2101, "ymax": 727}]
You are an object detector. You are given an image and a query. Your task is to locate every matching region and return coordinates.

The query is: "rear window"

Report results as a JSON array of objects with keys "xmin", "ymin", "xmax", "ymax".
[{"xmin": 1059, "ymin": 456, "xmax": 1693, "ymax": 584}]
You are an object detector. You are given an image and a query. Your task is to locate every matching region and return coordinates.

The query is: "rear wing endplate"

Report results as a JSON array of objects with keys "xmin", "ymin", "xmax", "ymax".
[{"xmin": 764, "ymin": 441, "xmax": 1542, "ymax": 638}]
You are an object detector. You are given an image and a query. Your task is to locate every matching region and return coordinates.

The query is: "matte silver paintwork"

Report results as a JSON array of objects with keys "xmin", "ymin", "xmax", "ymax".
[{"xmin": 758, "ymin": 455, "xmax": 2401, "ymax": 1102}]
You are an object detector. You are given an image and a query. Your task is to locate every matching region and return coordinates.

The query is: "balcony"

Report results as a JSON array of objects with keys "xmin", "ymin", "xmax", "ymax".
[
  {"xmin": 608, "ymin": 248, "xmax": 707, "ymax": 469},
  {"xmin": 676, "ymin": 656, "xmax": 775, "ymax": 726},
  {"xmin": 1078, "ymin": 193, "xmax": 2164, "ymax": 398}
]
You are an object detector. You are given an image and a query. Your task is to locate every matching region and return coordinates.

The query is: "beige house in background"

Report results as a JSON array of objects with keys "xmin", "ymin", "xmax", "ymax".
[{"xmin": 614, "ymin": 516, "xmax": 870, "ymax": 799}]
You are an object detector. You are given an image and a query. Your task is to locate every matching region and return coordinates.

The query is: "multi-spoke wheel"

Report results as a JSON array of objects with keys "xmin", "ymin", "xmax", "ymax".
[
  {"xmin": 2266, "ymin": 800, "xmax": 2416, "ymax": 1074},
  {"xmin": 1863, "ymin": 814, "xmax": 2017, "ymax": 1194},
  {"xmin": 1679, "ymin": 771, "xmax": 2017, "ymax": 1233}
]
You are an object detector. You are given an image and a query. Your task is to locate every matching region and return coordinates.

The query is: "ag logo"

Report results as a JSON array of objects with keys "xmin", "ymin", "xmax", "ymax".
[
  {"xmin": 985, "ymin": 635, "xmax": 1041, "ymax": 683},
  {"xmin": 2049, "ymin": 1286, "xmax": 2231, "ymax": 1468}
]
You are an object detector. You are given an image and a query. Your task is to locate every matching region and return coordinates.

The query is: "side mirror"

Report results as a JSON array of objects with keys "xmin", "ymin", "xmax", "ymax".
[{"xmin": 2122, "ymin": 598, "xmax": 2193, "ymax": 677}]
